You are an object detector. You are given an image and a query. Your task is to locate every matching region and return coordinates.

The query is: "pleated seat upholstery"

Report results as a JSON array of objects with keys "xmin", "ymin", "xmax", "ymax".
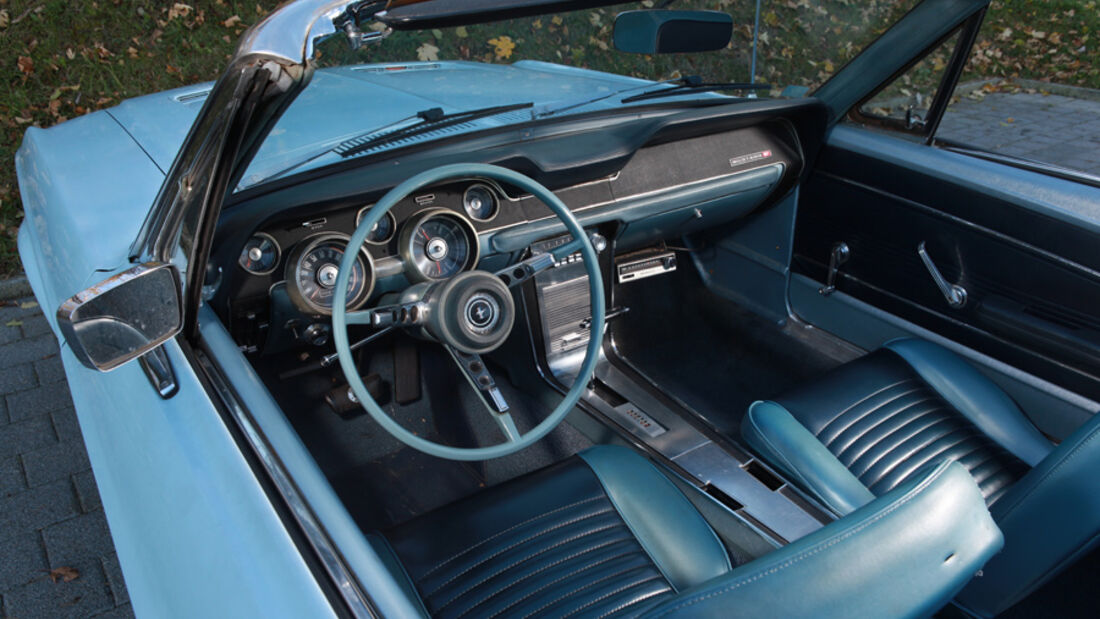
[
  {"xmin": 770, "ymin": 349, "xmax": 1028, "ymax": 505},
  {"xmin": 382, "ymin": 447, "xmax": 731, "ymax": 619},
  {"xmin": 375, "ymin": 444, "xmax": 1004, "ymax": 619},
  {"xmin": 742, "ymin": 337, "xmax": 1100, "ymax": 616}
]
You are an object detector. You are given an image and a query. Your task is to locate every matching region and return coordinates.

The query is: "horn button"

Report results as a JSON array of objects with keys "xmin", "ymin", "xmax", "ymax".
[{"xmin": 425, "ymin": 271, "xmax": 515, "ymax": 354}]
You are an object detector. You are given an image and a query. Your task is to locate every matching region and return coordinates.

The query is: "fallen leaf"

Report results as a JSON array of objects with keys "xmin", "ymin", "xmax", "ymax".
[
  {"xmin": 17, "ymin": 56, "xmax": 34, "ymax": 76},
  {"xmin": 48, "ymin": 566, "xmax": 80, "ymax": 583},
  {"xmin": 6, "ymin": 319, "xmax": 23, "ymax": 327},
  {"xmin": 168, "ymin": 3, "xmax": 193, "ymax": 20},
  {"xmin": 0, "ymin": 9, "xmax": 9, "ymax": 30},
  {"xmin": 488, "ymin": 36, "xmax": 516, "ymax": 60},
  {"xmin": 416, "ymin": 42, "xmax": 439, "ymax": 62},
  {"xmin": 223, "ymin": 15, "xmax": 241, "ymax": 28},
  {"xmin": 455, "ymin": 26, "xmax": 468, "ymax": 38},
  {"xmin": 20, "ymin": 301, "xmax": 38, "ymax": 309}
]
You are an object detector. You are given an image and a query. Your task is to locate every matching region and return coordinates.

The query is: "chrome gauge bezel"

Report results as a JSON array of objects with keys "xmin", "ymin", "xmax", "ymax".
[
  {"xmin": 238, "ymin": 232, "xmax": 282, "ymax": 276},
  {"xmin": 398, "ymin": 208, "xmax": 481, "ymax": 283},
  {"xmin": 462, "ymin": 183, "xmax": 499, "ymax": 222},
  {"xmin": 284, "ymin": 232, "xmax": 375, "ymax": 316},
  {"xmin": 355, "ymin": 205, "xmax": 398, "ymax": 245}
]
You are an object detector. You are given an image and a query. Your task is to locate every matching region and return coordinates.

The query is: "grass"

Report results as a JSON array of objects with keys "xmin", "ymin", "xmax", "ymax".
[{"xmin": 0, "ymin": 0, "xmax": 1096, "ymax": 279}]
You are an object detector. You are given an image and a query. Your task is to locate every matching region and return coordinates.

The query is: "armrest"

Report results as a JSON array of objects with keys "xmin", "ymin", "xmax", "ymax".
[{"xmin": 643, "ymin": 461, "xmax": 1003, "ymax": 619}]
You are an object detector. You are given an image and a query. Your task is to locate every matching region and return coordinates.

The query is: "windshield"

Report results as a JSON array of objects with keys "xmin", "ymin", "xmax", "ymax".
[{"xmin": 239, "ymin": 0, "xmax": 918, "ymax": 190}]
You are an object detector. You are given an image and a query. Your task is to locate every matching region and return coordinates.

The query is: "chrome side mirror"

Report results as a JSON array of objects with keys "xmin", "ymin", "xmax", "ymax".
[{"xmin": 57, "ymin": 263, "xmax": 183, "ymax": 371}]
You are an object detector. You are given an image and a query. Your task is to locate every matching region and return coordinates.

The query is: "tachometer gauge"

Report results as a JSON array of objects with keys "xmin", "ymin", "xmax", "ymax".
[
  {"xmin": 285, "ymin": 234, "xmax": 374, "ymax": 315},
  {"xmin": 356, "ymin": 206, "xmax": 397, "ymax": 245},
  {"xmin": 399, "ymin": 209, "xmax": 480, "ymax": 282},
  {"xmin": 238, "ymin": 232, "xmax": 280, "ymax": 275},
  {"xmin": 462, "ymin": 184, "xmax": 498, "ymax": 221}
]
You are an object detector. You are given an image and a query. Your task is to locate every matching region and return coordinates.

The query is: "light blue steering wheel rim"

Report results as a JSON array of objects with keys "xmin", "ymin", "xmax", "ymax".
[{"xmin": 333, "ymin": 163, "xmax": 605, "ymax": 461}]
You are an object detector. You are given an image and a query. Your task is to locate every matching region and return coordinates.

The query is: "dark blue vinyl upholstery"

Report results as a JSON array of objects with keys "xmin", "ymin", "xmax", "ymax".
[
  {"xmin": 382, "ymin": 444, "xmax": 1002, "ymax": 618},
  {"xmin": 384, "ymin": 448, "xmax": 725, "ymax": 619},
  {"xmin": 751, "ymin": 347, "xmax": 1029, "ymax": 505},
  {"xmin": 743, "ymin": 338, "xmax": 1100, "ymax": 617}
]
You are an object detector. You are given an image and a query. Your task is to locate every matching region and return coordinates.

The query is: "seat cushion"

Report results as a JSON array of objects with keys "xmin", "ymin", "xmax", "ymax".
[
  {"xmin": 383, "ymin": 446, "xmax": 730, "ymax": 618},
  {"xmin": 749, "ymin": 346, "xmax": 1030, "ymax": 507}
]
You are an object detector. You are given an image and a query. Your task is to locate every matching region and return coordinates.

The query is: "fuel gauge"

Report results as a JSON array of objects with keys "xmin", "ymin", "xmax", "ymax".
[
  {"xmin": 356, "ymin": 207, "xmax": 397, "ymax": 245},
  {"xmin": 239, "ymin": 232, "xmax": 280, "ymax": 275}
]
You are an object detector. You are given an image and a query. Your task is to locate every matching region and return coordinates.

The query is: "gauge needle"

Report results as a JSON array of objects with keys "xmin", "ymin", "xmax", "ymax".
[{"xmin": 420, "ymin": 228, "xmax": 431, "ymax": 241}]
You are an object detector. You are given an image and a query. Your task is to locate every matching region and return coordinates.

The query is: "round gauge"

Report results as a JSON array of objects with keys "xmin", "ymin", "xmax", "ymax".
[
  {"xmin": 356, "ymin": 206, "xmax": 397, "ymax": 245},
  {"xmin": 399, "ymin": 209, "xmax": 480, "ymax": 282},
  {"xmin": 285, "ymin": 234, "xmax": 374, "ymax": 315},
  {"xmin": 462, "ymin": 184, "xmax": 498, "ymax": 221},
  {"xmin": 238, "ymin": 232, "xmax": 281, "ymax": 275}
]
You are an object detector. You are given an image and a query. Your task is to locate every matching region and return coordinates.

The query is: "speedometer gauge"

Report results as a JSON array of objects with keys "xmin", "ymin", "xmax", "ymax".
[
  {"xmin": 285, "ymin": 234, "xmax": 374, "ymax": 315},
  {"xmin": 399, "ymin": 209, "xmax": 480, "ymax": 283},
  {"xmin": 238, "ymin": 232, "xmax": 280, "ymax": 275},
  {"xmin": 462, "ymin": 184, "xmax": 498, "ymax": 221}
]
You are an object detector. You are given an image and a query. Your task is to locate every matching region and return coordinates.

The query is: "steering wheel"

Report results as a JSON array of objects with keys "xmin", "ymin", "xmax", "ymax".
[{"xmin": 332, "ymin": 163, "xmax": 605, "ymax": 461}]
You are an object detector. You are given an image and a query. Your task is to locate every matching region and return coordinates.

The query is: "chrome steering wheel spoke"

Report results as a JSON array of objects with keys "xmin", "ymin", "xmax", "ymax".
[{"xmin": 445, "ymin": 345, "xmax": 520, "ymax": 443}]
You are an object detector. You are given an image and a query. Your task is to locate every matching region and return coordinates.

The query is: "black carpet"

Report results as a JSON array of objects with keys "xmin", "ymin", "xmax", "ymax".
[
  {"xmin": 609, "ymin": 261, "xmax": 838, "ymax": 438},
  {"xmin": 257, "ymin": 331, "xmax": 591, "ymax": 531}
]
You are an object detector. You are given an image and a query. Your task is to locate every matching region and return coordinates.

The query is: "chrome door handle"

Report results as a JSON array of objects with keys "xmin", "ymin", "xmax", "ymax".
[{"xmin": 917, "ymin": 241, "xmax": 967, "ymax": 308}]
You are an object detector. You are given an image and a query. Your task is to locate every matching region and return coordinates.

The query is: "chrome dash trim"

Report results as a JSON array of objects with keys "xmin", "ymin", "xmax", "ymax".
[{"xmin": 194, "ymin": 348, "xmax": 377, "ymax": 618}]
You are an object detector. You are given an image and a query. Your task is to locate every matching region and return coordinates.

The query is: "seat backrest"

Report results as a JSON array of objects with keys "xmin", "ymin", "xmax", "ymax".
[
  {"xmin": 643, "ymin": 460, "xmax": 1002, "ymax": 619},
  {"xmin": 956, "ymin": 410, "xmax": 1100, "ymax": 617}
]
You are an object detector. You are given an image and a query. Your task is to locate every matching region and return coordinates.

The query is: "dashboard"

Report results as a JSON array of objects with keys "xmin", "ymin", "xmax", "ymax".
[{"xmin": 213, "ymin": 101, "xmax": 826, "ymax": 354}]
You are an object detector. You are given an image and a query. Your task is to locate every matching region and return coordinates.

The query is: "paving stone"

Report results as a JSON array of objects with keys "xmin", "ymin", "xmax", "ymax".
[
  {"xmin": 21, "ymin": 441, "xmax": 91, "ymax": 487},
  {"xmin": 20, "ymin": 315, "xmax": 53, "ymax": 339},
  {"xmin": 101, "ymin": 553, "xmax": 127, "ymax": 606},
  {"xmin": 0, "ymin": 301, "xmax": 44, "ymax": 325},
  {"xmin": 0, "ymin": 531, "xmax": 48, "ymax": 590},
  {"xmin": 90, "ymin": 602, "xmax": 135, "ymax": 619},
  {"xmin": 0, "ymin": 456, "xmax": 26, "ymax": 497},
  {"xmin": 51, "ymin": 406, "xmax": 84, "ymax": 443},
  {"xmin": 0, "ymin": 323, "xmax": 22, "ymax": 346},
  {"xmin": 0, "ymin": 479, "xmax": 79, "ymax": 538},
  {"xmin": 2, "ymin": 558, "xmax": 114, "ymax": 619},
  {"xmin": 42, "ymin": 511, "xmax": 114, "ymax": 569},
  {"xmin": 0, "ymin": 334, "xmax": 60, "ymax": 371},
  {"xmin": 0, "ymin": 415, "xmax": 59, "ymax": 460},
  {"xmin": 5, "ymin": 382, "xmax": 73, "ymax": 423},
  {"xmin": 72, "ymin": 470, "xmax": 102, "ymax": 514},
  {"xmin": 34, "ymin": 355, "xmax": 67, "ymax": 385},
  {"xmin": 0, "ymin": 363, "xmax": 36, "ymax": 397}
]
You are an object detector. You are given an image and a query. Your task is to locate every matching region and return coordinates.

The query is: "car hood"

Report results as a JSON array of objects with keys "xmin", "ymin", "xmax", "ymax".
[{"xmin": 108, "ymin": 60, "xmax": 654, "ymax": 188}]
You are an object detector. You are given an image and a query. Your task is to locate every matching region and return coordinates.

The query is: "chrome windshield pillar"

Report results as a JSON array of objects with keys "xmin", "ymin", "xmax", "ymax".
[{"xmin": 128, "ymin": 1, "xmax": 397, "ymax": 332}]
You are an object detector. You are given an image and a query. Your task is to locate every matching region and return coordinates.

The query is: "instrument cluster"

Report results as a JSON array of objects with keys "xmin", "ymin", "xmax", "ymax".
[{"xmin": 236, "ymin": 179, "xmax": 514, "ymax": 317}]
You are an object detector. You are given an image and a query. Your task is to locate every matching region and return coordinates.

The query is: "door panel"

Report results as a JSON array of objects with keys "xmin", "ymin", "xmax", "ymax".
[{"xmin": 792, "ymin": 125, "xmax": 1100, "ymax": 404}]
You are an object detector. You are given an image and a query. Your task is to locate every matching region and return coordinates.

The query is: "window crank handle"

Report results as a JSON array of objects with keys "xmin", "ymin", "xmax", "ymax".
[{"xmin": 917, "ymin": 242, "xmax": 967, "ymax": 309}]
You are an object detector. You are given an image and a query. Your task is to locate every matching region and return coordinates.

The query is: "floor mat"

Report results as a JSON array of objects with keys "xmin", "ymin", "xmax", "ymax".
[{"xmin": 610, "ymin": 261, "xmax": 840, "ymax": 438}]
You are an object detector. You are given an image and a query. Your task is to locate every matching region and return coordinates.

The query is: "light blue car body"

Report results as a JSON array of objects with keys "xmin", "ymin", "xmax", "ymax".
[{"xmin": 14, "ymin": 59, "xmax": 692, "ymax": 618}]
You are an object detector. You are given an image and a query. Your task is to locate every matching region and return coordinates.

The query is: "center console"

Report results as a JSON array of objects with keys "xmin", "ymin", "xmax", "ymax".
[{"xmin": 525, "ymin": 234, "xmax": 834, "ymax": 547}]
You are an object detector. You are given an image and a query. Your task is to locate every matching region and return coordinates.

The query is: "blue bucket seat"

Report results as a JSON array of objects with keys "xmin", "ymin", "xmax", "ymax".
[
  {"xmin": 374, "ymin": 444, "xmax": 1000, "ymax": 618},
  {"xmin": 742, "ymin": 338, "xmax": 1100, "ymax": 617}
]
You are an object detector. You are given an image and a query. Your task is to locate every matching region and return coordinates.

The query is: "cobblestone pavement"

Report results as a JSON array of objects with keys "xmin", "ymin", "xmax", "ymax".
[
  {"xmin": 0, "ymin": 298, "xmax": 133, "ymax": 619},
  {"xmin": 939, "ymin": 90, "xmax": 1100, "ymax": 176}
]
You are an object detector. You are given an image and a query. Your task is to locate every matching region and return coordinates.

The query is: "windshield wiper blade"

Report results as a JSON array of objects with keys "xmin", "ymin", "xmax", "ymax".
[
  {"xmin": 621, "ymin": 76, "xmax": 771, "ymax": 104},
  {"xmin": 338, "ymin": 102, "xmax": 533, "ymax": 158}
]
